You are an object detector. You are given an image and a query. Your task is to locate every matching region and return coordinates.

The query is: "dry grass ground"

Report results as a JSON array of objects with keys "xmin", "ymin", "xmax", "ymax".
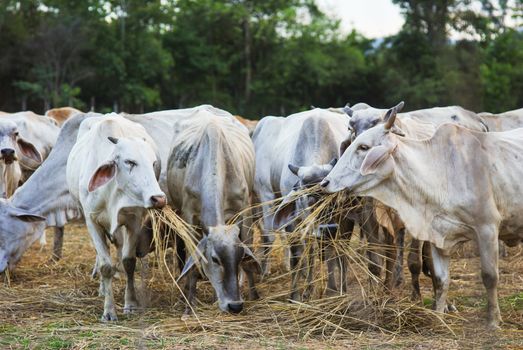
[{"xmin": 1, "ymin": 223, "xmax": 523, "ymax": 349}]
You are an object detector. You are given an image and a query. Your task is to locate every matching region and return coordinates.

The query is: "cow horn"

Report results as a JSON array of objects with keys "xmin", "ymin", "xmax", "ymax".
[
  {"xmin": 343, "ymin": 105, "xmax": 353, "ymax": 117},
  {"xmin": 108, "ymin": 136, "xmax": 119, "ymax": 144},
  {"xmin": 384, "ymin": 101, "xmax": 404, "ymax": 130},
  {"xmin": 288, "ymin": 164, "xmax": 300, "ymax": 176}
]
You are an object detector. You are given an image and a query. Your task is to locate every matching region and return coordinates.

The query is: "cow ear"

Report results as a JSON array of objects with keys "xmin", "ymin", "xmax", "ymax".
[
  {"xmin": 8, "ymin": 206, "xmax": 46, "ymax": 222},
  {"xmin": 17, "ymin": 138, "xmax": 42, "ymax": 164},
  {"xmin": 273, "ymin": 193, "xmax": 297, "ymax": 230},
  {"xmin": 340, "ymin": 137, "xmax": 351, "ymax": 156},
  {"xmin": 241, "ymin": 243, "xmax": 262, "ymax": 274},
  {"xmin": 88, "ymin": 161, "xmax": 117, "ymax": 192},
  {"xmin": 178, "ymin": 237, "xmax": 207, "ymax": 281},
  {"xmin": 384, "ymin": 101, "xmax": 404, "ymax": 130},
  {"xmin": 343, "ymin": 104, "xmax": 353, "ymax": 118},
  {"xmin": 288, "ymin": 163, "xmax": 300, "ymax": 176},
  {"xmin": 360, "ymin": 145, "xmax": 391, "ymax": 176}
]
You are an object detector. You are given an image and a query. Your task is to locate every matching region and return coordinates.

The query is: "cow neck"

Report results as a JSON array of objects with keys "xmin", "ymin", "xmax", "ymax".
[{"xmin": 367, "ymin": 136, "xmax": 447, "ymax": 243}]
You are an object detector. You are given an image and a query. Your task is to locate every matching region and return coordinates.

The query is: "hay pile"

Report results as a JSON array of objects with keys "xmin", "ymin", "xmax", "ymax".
[{"xmin": 3, "ymin": 188, "xmax": 523, "ymax": 348}]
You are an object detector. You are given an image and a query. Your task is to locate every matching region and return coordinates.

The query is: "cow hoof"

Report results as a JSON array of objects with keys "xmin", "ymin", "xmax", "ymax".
[
  {"xmin": 444, "ymin": 304, "xmax": 458, "ymax": 313},
  {"xmin": 290, "ymin": 292, "xmax": 301, "ymax": 302},
  {"xmin": 124, "ymin": 304, "xmax": 139, "ymax": 314},
  {"xmin": 487, "ymin": 322, "xmax": 501, "ymax": 331},
  {"xmin": 101, "ymin": 311, "xmax": 118, "ymax": 322}
]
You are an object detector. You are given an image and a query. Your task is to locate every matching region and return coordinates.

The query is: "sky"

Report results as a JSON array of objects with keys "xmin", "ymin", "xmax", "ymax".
[{"xmin": 316, "ymin": 0, "xmax": 405, "ymax": 38}]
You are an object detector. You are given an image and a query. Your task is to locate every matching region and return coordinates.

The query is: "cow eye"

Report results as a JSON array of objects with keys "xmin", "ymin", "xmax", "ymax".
[
  {"xmin": 124, "ymin": 160, "xmax": 137, "ymax": 167},
  {"xmin": 211, "ymin": 256, "xmax": 220, "ymax": 265},
  {"xmin": 13, "ymin": 132, "xmax": 19, "ymax": 137},
  {"xmin": 358, "ymin": 144, "xmax": 370, "ymax": 151}
]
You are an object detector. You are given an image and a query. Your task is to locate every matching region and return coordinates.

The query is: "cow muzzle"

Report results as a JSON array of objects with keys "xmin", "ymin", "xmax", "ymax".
[
  {"xmin": 149, "ymin": 195, "xmax": 166, "ymax": 209},
  {"xmin": 0, "ymin": 148, "xmax": 16, "ymax": 164},
  {"xmin": 227, "ymin": 302, "xmax": 244, "ymax": 314}
]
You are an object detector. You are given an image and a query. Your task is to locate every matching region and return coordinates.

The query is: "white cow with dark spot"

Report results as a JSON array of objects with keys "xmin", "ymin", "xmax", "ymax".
[
  {"xmin": 166, "ymin": 109, "xmax": 260, "ymax": 315},
  {"xmin": 67, "ymin": 114, "xmax": 166, "ymax": 321}
]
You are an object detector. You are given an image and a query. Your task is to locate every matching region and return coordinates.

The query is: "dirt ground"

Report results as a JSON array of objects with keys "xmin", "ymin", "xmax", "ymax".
[{"xmin": 1, "ymin": 223, "xmax": 523, "ymax": 349}]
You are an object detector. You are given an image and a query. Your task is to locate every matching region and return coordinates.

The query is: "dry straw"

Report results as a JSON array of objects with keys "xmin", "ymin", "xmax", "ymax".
[{"xmin": 141, "ymin": 185, "xmax": 457, "ymax": 339}]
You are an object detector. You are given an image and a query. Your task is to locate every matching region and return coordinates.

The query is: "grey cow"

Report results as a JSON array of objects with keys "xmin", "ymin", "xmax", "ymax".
[{"xmin": 166, "ymin": 108, "xmax": 260, "ymax": 315}]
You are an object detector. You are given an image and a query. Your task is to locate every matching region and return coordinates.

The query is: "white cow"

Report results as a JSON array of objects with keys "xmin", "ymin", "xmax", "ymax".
[
  {"xmin": 322, "ymin": 112, "xmax": 523, "ymax": 329},
  {"xmin": 67, "ymin": 114, "xmax": 166, "ymax": 321},
  {"xmin": 253, "ymin": 108, "xmax": 360, "ymax": 299},
  {"xmin": 0, "ymin": 112, "xmax": 59, "ymax": 198},
  {"xmin": 479, "ymin": 108, "xmax": 523, "ymax": 132}
]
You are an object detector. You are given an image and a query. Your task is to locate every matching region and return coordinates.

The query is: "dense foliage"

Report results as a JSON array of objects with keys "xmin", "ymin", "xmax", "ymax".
[{"xmin": 0, "ymin": 0, "xmax": 521, "ymax": 116}]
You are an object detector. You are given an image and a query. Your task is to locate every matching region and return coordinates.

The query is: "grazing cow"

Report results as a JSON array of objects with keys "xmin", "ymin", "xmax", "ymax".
[
  {"xmin": 45, "ymin": 107, "xmax": 83, "ymax": 127},
  {"xmin": 0, "ymin": 112, "xmax": 59, "ymax": 198},
  {"xmin": 67, "ymin": 114, "xmax": 166, "ymax": 321},
  {"xmin": 0, "ymin": 113, "xmax": 89, "ymax": 273},
  {"xmin": 342, "ymin": 102, "xmax": 489, "ymax": 300},
  {"xmin": 253, "ymin": 108, "xmax": 361, "ymax": 300},
  {"xmin": 478, "ymin": 108, "xmax": 523, "ymax": 132},
  {"xmin": 166, "ymin": 109, "xmax": 260, "ymax": 315},
  {"xmin": 321, "ymin": 112, "xmax": 523, "ymax": 329}
]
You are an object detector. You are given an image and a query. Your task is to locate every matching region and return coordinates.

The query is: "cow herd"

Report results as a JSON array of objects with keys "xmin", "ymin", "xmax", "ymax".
[{"xmin": 0, "ymin": 103, "xmax": 522, "ymax": 330}]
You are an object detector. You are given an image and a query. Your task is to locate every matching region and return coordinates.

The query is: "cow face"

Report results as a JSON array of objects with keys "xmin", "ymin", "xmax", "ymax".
[
  {"xmin": 0, "ymin": 119, "xmax": 42, "ymax": 168},
  {"xmin": 179, "ymin": 225, "xmax": 260, "ymax": 313},
  {"xmin": 322, "ymin": 108, "xmax": 400, "ymax": 194},
  {"xmin": 88, "ymin": 137, "xmax": 166, "ymax": 209},
  {"xmin": 346, "ymin": 102, "xmax": 405, "ymax": 139},
  {"xmin": 0, "ymin": 199, "xmax": 46, "ymax": 273},
  {"xmin": 273, "ymin": 159, "xmax": 337, "ymax": 230}
]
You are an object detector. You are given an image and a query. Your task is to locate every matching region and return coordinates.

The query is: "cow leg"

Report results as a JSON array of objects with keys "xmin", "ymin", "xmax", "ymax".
[
  {"xmin": 477, "ymin": 227, "xmax": 502, "ymax": 329},
  {"xmin": 361, "ymin": 218, "xmax": 382, "ymax": 282},
  {"xmin": 407, "ymin": 238, "xmax": 422, "ymax": 302},
  {"xmin": 289, "ymin": 240, "xmax": 305, "ymax": 301},
  {"xmin": 240, "ymin": 211, "xmax": 260, "ymax": 300},
  {"xmin": 183, "ymin": 268, "xmax": 198, "ymax": 316},
  {"xmin": 303, "ymin": 241, "xmax": 315, "ymax": 300},
  {"xmin": 430, "ymin": 245, "xmax": 450, "ymax": 315},
  {"xmin": 383, "ymin": 230, "xmax": 396, "ymax": 291},
  {"xmin": 392, "ymin": 228, "xmax": 405, "ymax": 288},
  {"xmin": 122, "ymin": 223, "xmax": 140, "ymax": 314},
  {"xmin": 86, "ymin": 218, "xmax": 117, "ymax": 321},
  {"xmin": 322, "ymin": 239, "xmax": 338, "ymax": 295},
  {"xmin": 260, "ymin": 210, "xmax": 276, "ymax": 276},
  {"xmin": 51, "ymin": 226, "xmax": 65, "ymax": 261}
]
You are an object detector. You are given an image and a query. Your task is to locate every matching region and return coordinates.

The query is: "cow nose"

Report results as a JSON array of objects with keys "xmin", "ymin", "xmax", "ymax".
[
  {"xmin": 150, "ymin": 195, "xmax": 166, "ymax": 209},
  {"xmin": 227, "ymin": 302, "xmax": 243, "ymax": 314},
  {"xmin": 0, "ymin": 148, "xmax": 15, "ymax": 163},
  {"xmin": 320, "ymin": 179, "xmax": 330, "ymax": 188}
]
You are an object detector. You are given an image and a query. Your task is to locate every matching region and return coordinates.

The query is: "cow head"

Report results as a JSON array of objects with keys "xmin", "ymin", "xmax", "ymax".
[
  {"xmin": 0, "ymin": 199, "xmax": 46, "ymax": 273},
  {"xmin": 321, "ymin": 105, "xmax": 401, "ymax": 194},
  {"xmin": 88, "ymin": 136, "xmax": 166, "ymax": 210},
  {"xmin": 0, "ymin": 119, "xmax": 42, "ymax": 198},
  {"xmin": 0, "ymin": 119, "xmax": 42, "ymax": 168},
  {"xmin": 273, "ymin": 158, "xmax": 338, "ymax": 230},
  {"xmin": 179, "ymin": 225, "xmax": 260, "ymax": 314},
  {"xmin": 346, "ymin": 101, "xmax": 404, "ymax": 139}
]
